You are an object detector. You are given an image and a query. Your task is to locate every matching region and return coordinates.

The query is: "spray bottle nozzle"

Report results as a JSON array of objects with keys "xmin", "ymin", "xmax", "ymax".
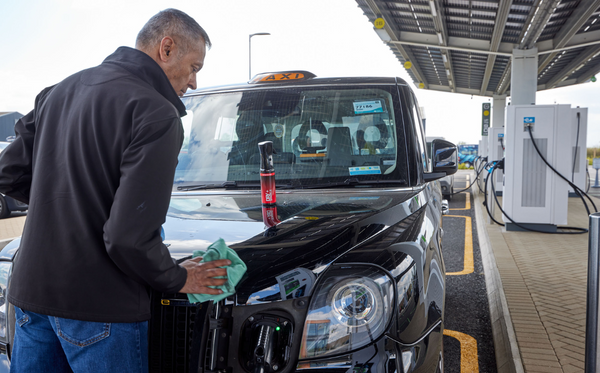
[{"xmin": 258, "ymin": 141, "xmax": 274, "ymax": 172}]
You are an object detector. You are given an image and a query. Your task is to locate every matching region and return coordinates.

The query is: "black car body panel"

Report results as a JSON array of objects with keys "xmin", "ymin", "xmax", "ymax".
[
  {"xmin": 0, "ymin": 73, "xmax": 455, "ymax": 373},
  {"xmin": 4, "ymin": 196, "xmax": 27, "ymax": 213},
  {"xmin": 152, "ymin": 183, "xmax": 445, "ymax": 372}
]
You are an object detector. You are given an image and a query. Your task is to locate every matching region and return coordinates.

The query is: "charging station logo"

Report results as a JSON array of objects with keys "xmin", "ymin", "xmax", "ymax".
[{"xmin": 524, "ymin": 117, "xmax": 535, "ymax": 124}]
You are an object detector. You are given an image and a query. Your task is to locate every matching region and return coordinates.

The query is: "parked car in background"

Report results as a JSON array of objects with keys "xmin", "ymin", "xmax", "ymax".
[
  {"xmin": 427, "ymin": 137, "xmax": 455, "ymax": 200},
  {"xmin": 457, "ymin": 144, "xmax": 478, "ymax": 168},
  {"xmin": 0, "ymin": 71, "xmax": 457, "ymax": 372},
  {"xmin": 0, "ymin": 142, "xmax": 27, "ymax": 218}
]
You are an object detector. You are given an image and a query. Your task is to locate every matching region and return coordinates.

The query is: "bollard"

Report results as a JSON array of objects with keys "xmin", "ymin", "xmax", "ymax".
[{"xmin": 586, "ymin": 212, "xmax": 600, "ymax": 372}]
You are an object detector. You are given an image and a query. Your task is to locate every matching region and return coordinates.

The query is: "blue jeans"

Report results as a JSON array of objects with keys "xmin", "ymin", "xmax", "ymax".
[{"xmin": 10, "ymin": 307, "xmax": 148, "ymax": 373}]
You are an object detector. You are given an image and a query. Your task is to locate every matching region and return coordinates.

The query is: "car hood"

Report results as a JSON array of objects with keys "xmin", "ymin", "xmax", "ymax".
[{"xmin": 163, "ymin": 188, "xmax": 419, "ymax": 304}]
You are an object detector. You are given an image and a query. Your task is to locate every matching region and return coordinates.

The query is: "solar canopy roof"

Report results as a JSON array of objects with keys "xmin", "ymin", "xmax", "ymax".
[{"xmin": 356, "ymin": 0, "xmax": 600, "ymax": 96}]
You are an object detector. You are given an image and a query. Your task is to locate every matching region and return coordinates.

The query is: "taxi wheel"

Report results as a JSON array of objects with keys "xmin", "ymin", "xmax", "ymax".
[{"xmin": 0, "ymin": 195, "xmax": 10, "ymax": 219}]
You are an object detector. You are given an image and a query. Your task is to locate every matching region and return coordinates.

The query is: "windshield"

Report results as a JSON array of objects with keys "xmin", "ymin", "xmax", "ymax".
[{"xmin": 175, "ymin": 85, "xmax": 407, "ymax": 189}]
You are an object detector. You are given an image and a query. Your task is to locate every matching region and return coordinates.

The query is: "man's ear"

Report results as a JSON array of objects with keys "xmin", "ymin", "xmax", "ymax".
[{"xmin": 159, "ymin": 36, "xmax": 175, "ymax": 62}]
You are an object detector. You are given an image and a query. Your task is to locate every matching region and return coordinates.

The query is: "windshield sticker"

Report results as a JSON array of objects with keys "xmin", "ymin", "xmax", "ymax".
[
  {"xmin": 274, "ymin": 123, "xmax": 285, "ymax": 138},
  {"xmin": 383, "ymin": 160, "xmax": 395, "ymax": 166},
  {"xmin": 349, "ymin": 196, "xmax": 380, "ymax": 200},
  {"xmin": 349, "ymin": 166, "xmax": 382, "ymax": 176},
  {"xmin": 353, "ymin": 100, "xmax": 384, "ymax": 114}
]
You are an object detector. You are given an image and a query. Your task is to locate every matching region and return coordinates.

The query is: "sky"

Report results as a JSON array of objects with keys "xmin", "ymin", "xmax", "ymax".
[{"xmin": 1, "ymin": 0, "xmax": 599, "ymax": 147}]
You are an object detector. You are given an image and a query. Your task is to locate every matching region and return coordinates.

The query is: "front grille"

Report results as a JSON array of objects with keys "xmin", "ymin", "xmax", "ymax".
[{"xmin": 148, "ymin": 291, "xmax": 207, "ymax": 373}]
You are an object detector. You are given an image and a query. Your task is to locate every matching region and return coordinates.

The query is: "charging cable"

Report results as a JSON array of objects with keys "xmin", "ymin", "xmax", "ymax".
[
  {"xmin": 448, "ymin": 158, "xmax": 488, "ymax": 196},
  {"xmin": 526, "ymin": 125, "xmax": 597, "ymax": 215}
]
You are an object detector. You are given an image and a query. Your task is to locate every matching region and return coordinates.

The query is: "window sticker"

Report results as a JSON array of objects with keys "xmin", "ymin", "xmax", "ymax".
[
  {"xmin": 383, "ymin": 160, "xmax": 395, "ymax": 166},
  {"xmin": 349, "ymin": 196, "xmax": 380, "ymax": 200},
  {"xmin": 349, "ymin": 166, "xmax": 382, "ymax": 176},
  {"xmin": 274, "ymin": 123, "xmax": 285, "ymax": 138},
  {"xmin": 353, "ymin": 100, "xmax": 384, "ymax": 114}
]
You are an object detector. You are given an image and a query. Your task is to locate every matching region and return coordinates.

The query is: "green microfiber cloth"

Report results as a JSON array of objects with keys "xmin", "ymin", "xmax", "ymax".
[{"xmin": 187, "ymin": 238, "xmax": 247, "ymax": 304}]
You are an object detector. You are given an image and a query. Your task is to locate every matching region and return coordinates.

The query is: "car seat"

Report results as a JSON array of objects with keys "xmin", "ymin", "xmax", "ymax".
[{"xmin": 325, "ymin": 127, "xmax": 353, "ymax": 166}]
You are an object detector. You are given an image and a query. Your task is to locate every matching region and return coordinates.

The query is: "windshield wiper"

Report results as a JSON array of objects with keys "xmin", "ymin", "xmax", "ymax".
[
  {"xmin": 298, "ymin": 178, "xmax": 408, "ymax": 190},
  {"xmin": 177, "ymin": 181, "xmax": 243, "ymax": 191}
]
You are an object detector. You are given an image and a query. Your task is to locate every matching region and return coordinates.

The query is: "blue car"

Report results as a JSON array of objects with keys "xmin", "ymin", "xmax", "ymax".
[{"xmin": 458, "ymin": 144, "xmax": 479, "ymax": 168}]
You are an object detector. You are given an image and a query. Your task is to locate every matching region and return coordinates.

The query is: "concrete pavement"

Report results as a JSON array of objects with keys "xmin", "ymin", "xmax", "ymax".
[
  {"xmin": 474, "ymin": 168, "xmax": 599, "ymax": 373},
  {"xmin": 0, "ymin": 213, "xmax": 25, "ymax": 241}
]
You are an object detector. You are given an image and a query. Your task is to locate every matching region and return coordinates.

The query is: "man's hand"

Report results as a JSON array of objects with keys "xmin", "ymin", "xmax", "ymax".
[{"xmin": 178, "ymin": 257, "xmax": 231, "ymax": 294}]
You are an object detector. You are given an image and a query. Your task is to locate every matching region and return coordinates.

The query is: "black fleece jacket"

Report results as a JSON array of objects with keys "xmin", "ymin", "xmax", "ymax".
[{"xmin": 0, "ymin": 47, "xmax": 187, "ymax": 322}]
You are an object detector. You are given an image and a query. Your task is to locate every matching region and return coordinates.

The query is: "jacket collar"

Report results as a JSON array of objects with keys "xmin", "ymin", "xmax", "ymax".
[{"xmin": 103, "ymin": 47, "xmax": 187, "ymax": 117}]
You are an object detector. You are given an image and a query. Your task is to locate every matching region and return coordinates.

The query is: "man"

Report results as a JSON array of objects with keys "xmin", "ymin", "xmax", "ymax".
[{"xmin": 0, "ymin": 9, "xmax": 230, "ymax": 373}]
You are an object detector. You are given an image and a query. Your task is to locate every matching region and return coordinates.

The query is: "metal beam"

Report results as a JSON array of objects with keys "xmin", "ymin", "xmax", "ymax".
[
  {"xmin": 427, "ymin": 84, "xmax": 482, "ymax": 95},
  {"xmin": 480, "ymin": 0, "xmax": 513, "ymax": 95},
  {"xmin": 520, "ymin": 0, "xmax": 561, "ymax": 49},
  {"xmin": 538, "ymin": 38, "xmax": 600, "ymax": 55},
  {"xmin": 398, "ymin": 31, "xmax": 517, "ymax": 54},
  {"xmin": 496, "ymin": 59, "xmax": 512, "ymax": 95},
  {"xmin": 545, "ymin": 45, "xmax": 600, "ymax": 88},
  {"xmin": 429, "ymin": 0, "xmax": 456, "ymax": 92},
  {"xmin": 388, "ymin": 39, "xmax": 512, "ymax": 56},
  {"xmin": 538, "ymin": 0, "xmax": 600, "ymax": 73}
]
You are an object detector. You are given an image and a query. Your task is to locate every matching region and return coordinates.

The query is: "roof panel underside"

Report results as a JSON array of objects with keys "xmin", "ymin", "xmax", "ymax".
[
  {"xmin": 357, "ymin": 0, "xmax": 600, "ymax": 95},
  {"xmin": 451, "ymin": 51, "xmax": 488, "ymax": 89},
  {"xmin": 486, "ymin": 56, "xmax": 511, "ymax": 92}
]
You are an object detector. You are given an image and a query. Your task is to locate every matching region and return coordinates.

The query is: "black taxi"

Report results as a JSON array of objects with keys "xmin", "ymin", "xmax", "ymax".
[{"xmin": 0, "ymin": 71, "xmax": 457, "ymax": 372}]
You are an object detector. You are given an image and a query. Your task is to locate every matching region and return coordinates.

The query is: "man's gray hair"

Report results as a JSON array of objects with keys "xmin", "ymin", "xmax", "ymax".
[{"xmin": 136, "ymin": 9, "xmax": 212, "ymax": 54}]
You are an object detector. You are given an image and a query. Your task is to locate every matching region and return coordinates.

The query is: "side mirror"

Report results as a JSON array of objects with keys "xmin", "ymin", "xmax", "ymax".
[{"xmin": 424, "ymin": 139, "xmax": 458, "ymax": 182}]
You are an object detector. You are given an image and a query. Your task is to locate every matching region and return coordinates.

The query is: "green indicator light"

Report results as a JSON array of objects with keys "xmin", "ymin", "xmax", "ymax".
[{"xmin": 276, "ymin": 326, "xmax": 281, "ymax": 331}]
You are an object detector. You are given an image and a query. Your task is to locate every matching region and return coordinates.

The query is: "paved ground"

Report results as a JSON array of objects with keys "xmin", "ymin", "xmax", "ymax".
[
  {"xmin": 474, "ymin": 167, "xmax": 600, "ymax": 373},
  {"xmin": 0, "ymin": 212, "xmax": 25, "ymax": 241},
  {"xmin": 443, "ymin": 174, "xmax": 497, "ymax": 372}
]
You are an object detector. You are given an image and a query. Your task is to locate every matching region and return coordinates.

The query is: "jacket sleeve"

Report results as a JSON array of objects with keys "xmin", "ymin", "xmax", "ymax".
[
  {"xmin": 103, "ymin": 115, "xmax": 187, "ymax": 293},
  {"xmin": 0, "ymin": 87, "xmax": 55, "ymax": 203}
]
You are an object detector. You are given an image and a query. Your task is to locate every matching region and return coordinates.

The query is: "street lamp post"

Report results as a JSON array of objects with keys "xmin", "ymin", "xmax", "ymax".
[{"xmin": 249, "ymin": 32, "xmax": 271, "ymax": 80}]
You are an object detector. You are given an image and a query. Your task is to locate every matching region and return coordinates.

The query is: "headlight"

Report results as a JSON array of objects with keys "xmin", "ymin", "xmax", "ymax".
[
  {"xmin": 0, "ymin": 261, "xmax": 11, "ymax": 343},
  {"xmin": 299, "ymin": 265, "xmax": 395, "ymax": 359}
]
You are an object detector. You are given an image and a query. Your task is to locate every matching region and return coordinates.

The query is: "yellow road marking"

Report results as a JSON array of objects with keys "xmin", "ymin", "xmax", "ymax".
[
  {"xmin": 444, "ymin": 215, "xmax": 473, "ymax": 276},
  {"xmin": 450, "ymin": 192, "xmax": 471, "ymax": 210},
  {"xmin": 443, "ymin": 329, "xmax": 479, "ymax": 373}
]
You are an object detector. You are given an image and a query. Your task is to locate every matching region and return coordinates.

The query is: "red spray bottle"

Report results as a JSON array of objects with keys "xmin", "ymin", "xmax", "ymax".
[{"xmin": 258, "ymin": 141, "xmax": 280, "ymax": 227}]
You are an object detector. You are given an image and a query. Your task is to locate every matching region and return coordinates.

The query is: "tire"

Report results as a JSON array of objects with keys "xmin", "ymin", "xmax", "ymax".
[
  {"xmin": 0, "ymin": 195, "xmax": 10, "ymax": 219},
  {"xmin": 464, "ymin": 162, "xmax": 472, "ymax": 169}
]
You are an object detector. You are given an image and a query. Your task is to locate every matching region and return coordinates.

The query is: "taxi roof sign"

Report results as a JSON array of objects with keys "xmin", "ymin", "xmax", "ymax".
[{"xmin": 250, "ymin": 71, "xmax": 316, "ymax": 84}]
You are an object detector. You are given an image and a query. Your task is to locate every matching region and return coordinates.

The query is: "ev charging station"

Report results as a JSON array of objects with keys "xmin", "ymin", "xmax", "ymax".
[
  {"xmin": 569, "ymin": 107, "xmax": 588, "ymax": 196},
  {"xmin": 477, "ymin": 137, "xmax": 488, "ymax": 193},
  {"xmin": 479, "ymin": 138, "xmax": 487, "ymax": 160},
  {"xmin": 503, "ymin": 104, "xmax": 571, "ymax": 232},
  {"xmin": 488, "ymin": 127, "xmax": 504, "ymax": 195}
]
